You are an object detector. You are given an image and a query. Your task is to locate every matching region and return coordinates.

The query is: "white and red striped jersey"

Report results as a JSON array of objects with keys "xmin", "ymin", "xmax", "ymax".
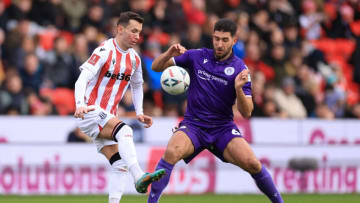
[{"xmin": 79, "ymin": 38, "xmax": 143, "ymax": 115}]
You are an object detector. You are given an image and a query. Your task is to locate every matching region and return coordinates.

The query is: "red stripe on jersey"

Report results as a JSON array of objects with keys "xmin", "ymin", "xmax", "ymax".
[
  {"xmin": 169, "ymin": 68, "xmax": 174, "ymax": 77},
  {"xmin": 87, "ymin": 51, "xmax": 113, "ymax": 106},
  {"xmin": 110, "ymin": 53, "xmax": 133, "ymax": 114},
  {"xmin": 100, "ymin": 51, "xmax": 122, "ymax": 109},
  {"xmin": 135, "ymin": 55, "xmax": 140, "ymax": 69}
]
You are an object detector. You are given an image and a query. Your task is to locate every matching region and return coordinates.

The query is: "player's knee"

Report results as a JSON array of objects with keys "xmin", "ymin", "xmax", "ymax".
[
  {"xmin": 112, "ymin": 123, "xmax": 133, "ymax": 142},
  {"xmin": 163, "ymin": 146, "xmax": 183, "ymax": 164},
  {"xmin": 243, "ymin": 158, "xmax": 262, "ymax": 174}
]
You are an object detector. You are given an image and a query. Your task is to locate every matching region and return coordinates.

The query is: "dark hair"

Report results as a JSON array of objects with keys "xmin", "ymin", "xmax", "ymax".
[
  {"xmin": 214, "ymin": 18, "xmax": 237, "ymax": 36},
  {"xmin": 117, "ymin": 11, "xmax": 144, "ymax": 26}
]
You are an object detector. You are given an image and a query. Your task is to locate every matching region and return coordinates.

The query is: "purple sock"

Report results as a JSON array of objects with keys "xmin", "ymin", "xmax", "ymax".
[
  {"xmin": 251, "ymin": 165, "xmax": 284, "ymax": 203},
  {"xmin": 148, "ymin": 158, "xmax": 174, "ymax": 203}
]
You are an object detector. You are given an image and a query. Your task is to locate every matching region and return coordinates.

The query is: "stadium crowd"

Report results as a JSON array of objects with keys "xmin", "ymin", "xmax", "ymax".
[{"xmin": 0, "ymin": 0, "xmax": 359, "ymax": 120}]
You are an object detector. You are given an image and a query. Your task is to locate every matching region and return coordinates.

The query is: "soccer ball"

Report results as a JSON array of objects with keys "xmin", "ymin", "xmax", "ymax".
[{"xmin": 160, "ymin": 66, "xmax": 190, "ymax": 95}]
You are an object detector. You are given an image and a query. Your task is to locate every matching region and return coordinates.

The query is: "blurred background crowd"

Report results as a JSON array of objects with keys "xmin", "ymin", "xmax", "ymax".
[{"xmin": 0, "ymin": 0, "xmax": 360, "ymax": 120}]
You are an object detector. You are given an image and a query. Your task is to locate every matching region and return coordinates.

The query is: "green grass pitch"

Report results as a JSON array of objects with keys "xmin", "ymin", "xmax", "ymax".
[{"xmin": 1, "ymin": 194, "xmax": 360, "ymax": 203}]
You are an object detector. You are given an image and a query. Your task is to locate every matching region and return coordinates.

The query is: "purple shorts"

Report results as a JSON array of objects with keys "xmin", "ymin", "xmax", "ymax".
[{"xmin": 175, "ymin": 120, "xmax": 243, "ymax": 164}]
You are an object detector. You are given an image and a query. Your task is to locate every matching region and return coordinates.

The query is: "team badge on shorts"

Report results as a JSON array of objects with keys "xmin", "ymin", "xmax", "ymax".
[
  {"xmin": 98, "ymin": 112, "xmax": 107, "ymax": 119},
  {"xmin": 224, "ymin": 67, "xmax": 235, "ymax": 76}
]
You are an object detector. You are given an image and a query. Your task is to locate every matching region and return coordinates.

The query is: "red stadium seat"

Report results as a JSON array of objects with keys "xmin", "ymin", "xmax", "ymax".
[{"xmin": 41, "ymin": 88, "xmax": 75, "ymax": 115}]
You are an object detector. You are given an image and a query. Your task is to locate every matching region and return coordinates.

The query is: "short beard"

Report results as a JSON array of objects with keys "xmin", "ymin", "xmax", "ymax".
[{"xmin": 214, "ymin": 48, "xmax": 232, "ymax": 61}]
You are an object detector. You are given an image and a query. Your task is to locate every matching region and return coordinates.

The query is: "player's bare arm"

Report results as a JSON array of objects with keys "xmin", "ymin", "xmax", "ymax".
[
  {"xmin": 151, "ymin": 43, "xmax": 187, "ymax": 72},
  {"xmin": 235, "ymin": 69, "xmax": 253, "ymax": 118}
]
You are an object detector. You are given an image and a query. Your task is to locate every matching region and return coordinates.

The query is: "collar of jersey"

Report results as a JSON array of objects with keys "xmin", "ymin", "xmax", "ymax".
[{"xmin": 113, "ymin": 39, "xmax": 130, "ymax": 54}]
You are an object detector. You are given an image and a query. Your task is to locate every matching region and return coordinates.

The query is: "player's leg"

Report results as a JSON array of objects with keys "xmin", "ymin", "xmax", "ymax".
[
  {"xmin": 98, "ymin": 117, "xmax": 165, "ymax": 193},
  {"xmin": 100, "ymin": 144, "xmax": 128, "ymax": 203},
  {"xmin": 148, "ymin": 130, "xmax": 195, "ymax": 203},
  {"xmin": 223, "ymin": 138, "xmax": 283, "ymax": 203}
]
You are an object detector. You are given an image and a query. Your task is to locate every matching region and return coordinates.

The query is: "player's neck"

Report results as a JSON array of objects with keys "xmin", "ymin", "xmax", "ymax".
[{"xmin": 115, "ymin": 37, "xmax": 129, "ymax": 52}]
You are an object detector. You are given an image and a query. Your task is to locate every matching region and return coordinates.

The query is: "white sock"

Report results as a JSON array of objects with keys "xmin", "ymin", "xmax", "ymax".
[
  {"xmin": 109, "ymin": 197, "xmax": 121, "ymax": 203},
  {"xmin": 115, "ymin": 124, "xmax": 144, "ymax": 182},
  {"xmin": 109, "ymin": 159, "xmax": 127, "ymax": 203},
  {"xmin": 129, "ymin": 163, "xmax": 144, "ymax": 182}
]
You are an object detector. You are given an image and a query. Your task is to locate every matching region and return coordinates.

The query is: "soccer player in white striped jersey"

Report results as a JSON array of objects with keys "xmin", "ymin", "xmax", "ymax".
[{"xmin": 74, "ymin": 11, "xmax": 165, "ymax": 203}]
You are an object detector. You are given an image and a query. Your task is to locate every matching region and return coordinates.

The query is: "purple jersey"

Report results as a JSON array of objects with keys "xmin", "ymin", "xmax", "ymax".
[{"xmin": 174, "ymin": 48, "xmax": 252, "ymax": 127}]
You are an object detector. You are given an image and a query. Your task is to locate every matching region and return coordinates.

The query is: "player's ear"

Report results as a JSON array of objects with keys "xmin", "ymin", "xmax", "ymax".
[{"xmin": 232, "ymin": 35, "xmax": 237, "ymax": 45}]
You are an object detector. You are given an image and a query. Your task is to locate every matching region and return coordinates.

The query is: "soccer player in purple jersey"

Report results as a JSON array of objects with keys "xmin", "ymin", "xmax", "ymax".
[{"xmin": 148, "ymin": 19, "xmax": 284, "ymax": 203}]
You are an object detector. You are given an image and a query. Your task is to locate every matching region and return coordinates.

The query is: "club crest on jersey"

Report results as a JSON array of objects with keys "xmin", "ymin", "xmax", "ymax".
[
  {"xmin": 224, "ymin": 67, "xmax": 235, "ymax": 76},
  {"xmin": 88, "ymin": 54, "xmax": 100, "ymax": 65}
]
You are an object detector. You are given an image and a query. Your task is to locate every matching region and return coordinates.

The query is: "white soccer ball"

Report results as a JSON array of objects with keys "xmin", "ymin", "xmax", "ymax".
[{"xmin": 160, "ymin": 66, "xmax": 190, "ymax": 95}]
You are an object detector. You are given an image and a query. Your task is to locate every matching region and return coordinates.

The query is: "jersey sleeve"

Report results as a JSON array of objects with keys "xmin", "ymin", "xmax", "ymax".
[
  {"xmin": 79, "ymin": 45, "xmax": 109, "ymax": 76},
  {"xmin": 242, "ymin": 64, "xmax": 252, "ymax": 97},
  {"xmin": 130, "ymin": 56, "xmax": 144, "ymax": 84},
  {"xmin": 173, "ymin": 49, "xmax": 198, "ymax": 69}
]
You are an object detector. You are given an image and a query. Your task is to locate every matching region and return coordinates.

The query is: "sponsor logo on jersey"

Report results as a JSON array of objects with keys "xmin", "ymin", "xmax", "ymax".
[
  {"xmin": 197, "ymin": 69, "xmax": 228, "ymax": 85},
  {"xmin": 105, "ymin": 71, "xmax": 131, "ymax": 81},
  {"xmin": 224, "ymin": 67, "xmax": 235, "ymax": 76},
  {"xmin": 88, "ymin": 54, "xmax": 100, "ymax": 65}
]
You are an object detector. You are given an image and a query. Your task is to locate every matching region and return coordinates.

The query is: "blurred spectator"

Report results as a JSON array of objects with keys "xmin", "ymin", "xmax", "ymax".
[
  {"xmin": 324, "ymin": 84, "xmax": 346, "ymax": 118},
  {"xmin": 283, "ymin": 21, "xmax": 301, "ymax": 51},
  {"xmin": 299, "ymin": 0, "xmax": 324, "ymax": 40},
  {"xmin": 11, "ymin": 35, "xmax": 36, "ymax": 68},
  {"xmin": 19, "ymin": 52, "xmax": 44, "ymax": 93},
  {"xmin": 27, "ymin": 90, "xmax": 58, "ymax": 115},
  {"xmin": 29, "ymin": 0, "xmax": 65, "ymax": 27},
  {"xmin": 274, "ymin": 77, "xmax": 307, "ymax": 118},
  {"xmin": 83, "ymin": 25, "xmax": 100, "ymax": 55},
  {"xmin": 81, "ymin": 4, "xmax": 105, "ymax": 32},
  {"xmin": 267, "ymin": 0, "xmax": 296, "ymax": 28},
  {"xmin": 266, "ymin": 44, "xmax": 287, "ymax": 85},
  {"xmin": 0, "ymin": 72, "xmax": 29, "ymax": 114},
  {"xmin": 6, "ymin": 0, "xmax": 32, "ymax": 21},
  {"xmin": 182, "ymin": 0, "xmax": 206, "ymax": 26},
  {"xmin": 0, "ymin": 1, "xmax": 8, "ymax": 31},
  {"xmin": 44, "ymin": 36, "xmax": 77, "ymax": 88},
  {"xmin": 67, "ymin": 127, "xmax": 91, "ymax": 142},
  {"xmin": 262, "ymin": 99, "xmax": 286, "ymax": 118},
  {"xmin": 315, "ymin": 103, "xmax": 335, "ymax": 119},
  {"xmin": 72, "ymin": 34, "xmax": 89, "ymax": 67},
  {"xmin": 244, "ymin": 43, "xmax": 275, "ymax": 82},
  {"xmin": 61, "ymin": 0, "xmax": 87, "ymax": 32},
  {"xmin": 182, "ymin": 23, "xmax": 207, "ymax": 49},
  {"xmin": 347, "ymin": 103, "xmax": 360, "ymax": 119},
  {"xmin": 0, "ymin": 0, "xmax": 358, "ymax": 118},
  {"xmin": 294, "ymin": 64, "xmax": 318, "ymax": 116}
]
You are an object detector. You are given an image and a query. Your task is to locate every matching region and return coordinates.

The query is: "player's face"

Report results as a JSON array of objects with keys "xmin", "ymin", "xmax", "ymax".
[
  {"xmin": 118, "ymin": 19, "xmax": 142, "ymax": 49},
  {"xmin": 212, "ymin": 31, "xmax": 236, "ymax": 61}
]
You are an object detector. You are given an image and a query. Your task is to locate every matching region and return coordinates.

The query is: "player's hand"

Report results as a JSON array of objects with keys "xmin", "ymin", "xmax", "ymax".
[
  {"xmin": 167, "ymin": 43, "xmax": 187, "ymax": 57},
  {"xmin": 74, "ymin": 106, "xmax": 95, "ymax": 120},
  {"xmin": 137, "ymin": 114, "xmax": 153, "ymax": 128},
  {"xmin": 235, "ymin": 69, "xmax": 250, "ymax": 89}
]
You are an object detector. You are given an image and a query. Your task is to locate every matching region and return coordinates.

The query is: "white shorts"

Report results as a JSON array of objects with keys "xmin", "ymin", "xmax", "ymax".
[{"xmin": 76, "ymin": 105, "xmax": 117, "ymax": 152}]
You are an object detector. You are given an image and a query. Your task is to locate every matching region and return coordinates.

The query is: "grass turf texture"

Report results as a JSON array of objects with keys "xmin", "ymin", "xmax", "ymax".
[{"xmin": 1, "ymin": 194, "xmax": 360, "ymax": 203}]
